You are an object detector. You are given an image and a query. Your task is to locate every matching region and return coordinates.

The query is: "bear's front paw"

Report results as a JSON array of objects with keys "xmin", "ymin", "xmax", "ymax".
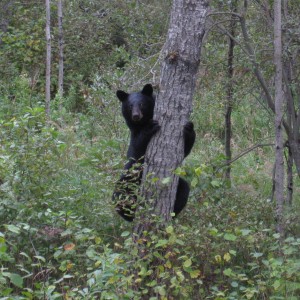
[
  {"xmin": 151, "ymin": 119, "xmax": 160, "ymax": 130},
  {"xmin": 147, "ymin": 119, "xmax": 161, "ymax": 135}
]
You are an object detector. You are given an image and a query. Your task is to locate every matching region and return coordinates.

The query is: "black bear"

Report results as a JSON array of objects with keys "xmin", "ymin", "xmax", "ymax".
[{"xmin": 112, "ymin": 84, "xmax": 195, "ymax": 221}]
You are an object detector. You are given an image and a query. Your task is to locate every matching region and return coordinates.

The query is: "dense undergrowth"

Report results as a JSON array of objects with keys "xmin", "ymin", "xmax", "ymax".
[{"xmin": 0, "ymin": 75, "xmax": 299, "ymax": 300}]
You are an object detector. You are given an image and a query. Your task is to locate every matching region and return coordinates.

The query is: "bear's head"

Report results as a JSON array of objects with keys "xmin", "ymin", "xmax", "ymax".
[{"xmin": 116, "ymin": 84, "xmax": 155, "ymax": 128}]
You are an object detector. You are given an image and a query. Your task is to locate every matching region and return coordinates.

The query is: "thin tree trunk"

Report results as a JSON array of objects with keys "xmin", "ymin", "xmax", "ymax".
[
  {"xmin": 291, "ymin": 141, "xmax": 300, "ymax": 174},
  {"xmin": 45, "ymin": 0, "xmax": 51, "ymax": 117},
  {"xmin": 134, "ymin": 0, "xmax": 208, "ymax": 235},
  {"xmin": 239, "ymin": 2, "xmax": 300, "ymax": 179},
  {"xmin": 225, "ymin": 0, "xmax": 237, "ymax": 182},
  {"xmin": 57, "ymin": 0, "xmax": 64, "ymax": 105},
  {"xmin": 274, "ymin": 0, "xmax": 285, "ymax": 238},
  {"xmin": 216, "ymin": 2, "xmax": 300, "ymax": 179},
  {"xmin": 286, "ymin": 144, "xmax": 293, "ymax": 205},
  {"xmin": 281, "ymin": 1, "xmax": 300, "ymax": 182}
]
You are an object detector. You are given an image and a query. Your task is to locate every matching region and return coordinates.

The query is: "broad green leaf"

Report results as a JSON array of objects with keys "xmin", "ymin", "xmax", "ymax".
[
  {"xmin": 121, "ymin": 231, "xmax": 130, "ymax": 237},
  {"xmin": 241, "ymin": 229, "xmax": 252, "ymax": 236},
  {"xmin": 190, "ymin": 270, "xmax": 200, "ymax": 278},
  {"xmin": 157, "ymin": 286, "xmax": 166, "ymax": 296},
  {"xmin": 252, "ymin": 252, "xmax": 263, "ymax": 258},
  {"xmin": 166, "ymin": 226, "xmax": 173, "ymax": 234},
  {"xmin": 34, "ymin": 255, "xmax": 46, "ymax": 262},
  {"xmin": 183, "ymin": 258, "xmax": 192, "ymax": 268},
  {"xmin": 209, "ymin": 228, "xmax": 218, "ymax": 236},
  {"xmin": 155, "ymin": 239, "xmax": 168, "ymax": 248},
  {"xmin": 273, "ymin": 280, "xmax": 281, "ymax": 290},
  {"xmin": 9, "ymin": 273, "xmax": 23, "ymax": 288},
  {"xmin": 6, "ymin": 225, "xmax": 20, "ymax": 234},
  {"xmin": 223, "ymin": 268, "xmax": 233, "ymax": 277},
  {"xmin": 224, "ymin": 233, "xmax": 237, "ymax": 241},
  {"xmin": 211, "ymin": 180, "xmax": 221, "ymax": 187},
  {"xmin": 191, "ymin": 177, "xmax": 198, "ymax": 188}
]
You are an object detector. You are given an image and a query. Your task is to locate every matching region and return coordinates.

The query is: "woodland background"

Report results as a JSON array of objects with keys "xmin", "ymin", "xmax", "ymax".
[{"xmin": 0, "ymin": 0, "xmax": 299, "ymax": 299}]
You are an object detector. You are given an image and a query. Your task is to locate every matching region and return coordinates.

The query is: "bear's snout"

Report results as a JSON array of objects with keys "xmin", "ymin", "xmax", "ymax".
[
  {"xmin": 132, "ymin": 106, "xmax": 143, "ymax": 121},
  {"xmin": 132, "ymin": 113, "xmax": 142, "ymax": 121}
]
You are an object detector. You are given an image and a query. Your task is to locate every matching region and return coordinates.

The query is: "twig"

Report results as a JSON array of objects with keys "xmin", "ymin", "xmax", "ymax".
[{"xmin": 215, "ymin": 142, "xmax": 274, "ymax": 172}]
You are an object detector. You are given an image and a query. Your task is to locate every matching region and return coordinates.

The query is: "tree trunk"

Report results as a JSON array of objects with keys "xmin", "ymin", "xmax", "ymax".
[
  {"xmin": 224, "ymin": 0, "xmax": 237, "ymax": 182},
  {"xmin": 134, "ymin": 0, "xmax": 208, "ymax": 235},
  {"xmin": 57, "ymin": 0, "xmax": 64, "ymax": 104},
  {"xmin": 45, "ymin": 0, "xmax": 51, "ymax": 118},
  {"xmin": 286, "ymin": 143, "xmax": 293, "ymax": 205},
  {"xmin": 290, "ymin": 139, "xmax": 300, "ymax": 178},
  {"xmin": 239, "ymin": 2, "xmax": 300, "ymax": 179},
  {"xmin": 273, "ymin": 0, "xmax": 285, "ymax": 238}
]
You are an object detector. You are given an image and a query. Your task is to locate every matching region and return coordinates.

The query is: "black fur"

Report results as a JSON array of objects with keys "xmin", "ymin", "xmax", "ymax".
[{"xmin": 112, "ymin": 84, "xmax": 195, "ymax": 221}]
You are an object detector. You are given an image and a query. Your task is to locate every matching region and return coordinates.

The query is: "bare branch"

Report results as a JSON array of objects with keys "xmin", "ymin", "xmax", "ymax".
[{"xmin": 215, "ymin": 142, "xmax": 274, "ymax": 172}]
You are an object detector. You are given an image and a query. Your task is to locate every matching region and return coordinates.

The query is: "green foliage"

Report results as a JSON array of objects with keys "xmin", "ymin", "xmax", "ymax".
[{"xmin": 0, "ymin": 0, "xmax": 299, "ymax": 299}]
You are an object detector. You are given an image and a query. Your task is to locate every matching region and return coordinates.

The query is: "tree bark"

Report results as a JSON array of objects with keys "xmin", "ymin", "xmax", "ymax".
[
  {"xmin": 286, "ymin": 143, "xmax": 293, "ymax": 205},
  {"xmin": 57, "ymin": 0, "xmax": 64, "ymax": 103},
  {"xmin": 224, "ymin": 0, "xmax": 237, "ymax": 182},
  {"xmin": 238, "ymin": 2, "xmax": 300, "ymax": 179},
  {"xmin": 45, "ymin": 0, "xmax": 51, "ymax": 117},
  {"xmin": 134, "ymin": 0, "xmax": 209, "ymax": 234},
  {"xmin": 273, "ymin": 0, "xmax": 285, "ymax": 238}
]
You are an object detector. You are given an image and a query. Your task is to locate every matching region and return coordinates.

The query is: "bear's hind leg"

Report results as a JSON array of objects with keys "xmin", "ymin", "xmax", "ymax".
[{"xmin": 173, "ymin": 178, "xmax": 190, "ymax": 216}]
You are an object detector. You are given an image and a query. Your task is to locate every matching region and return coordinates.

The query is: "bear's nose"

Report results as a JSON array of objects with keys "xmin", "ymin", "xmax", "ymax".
[{"xmin": 132, "ymin": 114, "xmax": 141, "ymax": 121}]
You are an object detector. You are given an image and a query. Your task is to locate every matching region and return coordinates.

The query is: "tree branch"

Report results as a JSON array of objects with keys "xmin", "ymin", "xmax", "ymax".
[
  {"xmin": 211, "ymin": 7, "xmax": 293, "ymax": 139},
  {"xmin": 215, "ymin": 142, "xmax": 274, "ymax": 172}
]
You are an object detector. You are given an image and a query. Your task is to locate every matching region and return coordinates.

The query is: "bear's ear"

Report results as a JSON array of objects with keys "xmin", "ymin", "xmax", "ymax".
[
  {"xmin": 116, "ymin": 90, "xmax": 129, "ymax": 102},
  {"xmin": 141, "ymin": 84, "xmax": 153, "ymax": 97}
]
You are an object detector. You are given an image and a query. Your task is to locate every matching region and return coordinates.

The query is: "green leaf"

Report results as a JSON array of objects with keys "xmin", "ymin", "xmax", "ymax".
[
  {"xmin": 224, "ymin": 233, "xmax": 237, "ymax": 241},
  {"xmin": 34, "ymin": 255, "xmax": 46, "ymax": 262},
  {"xmin": 241, "ymin": 229, "xmax": 252, "ymax": 236},
  {"xmin": 190, "ymin": 270, "xmax": 200, "ymax": 278},
  {"xmin": 0, "ymin": 243, "xmax": 7, "ymax": 253},
  {"xmin": 161, "ymin": 177, "xmax": 171, "ymax": 185},
  {"xmin": 166, "ymin": 226, "xmax": 174, "ymax": 234},
  {"xmin": 209, "ymin": 228, "xmax": 218, "ymax": 236},
  {"xmin": 223, "ymin": 268, "xmax": 233, "ymax": 277},
  {"xmin": 63, "ymin": 274, "xmax": 74, "ymax": 279},
  {"xmin": 211, "ymin": 180, "xmax": 221, "ymax": 187},
  {"xmin": 6, "ymin": 225, "xmax": 20, "ymax": 234},
  {"xmin": 191, "ymin": 177, "xmax": 198, "ymax": 188},
  {"xmin": 174, "ymin": 167, "xmax": 186, "ymax": 176},
  {"xmin": 121, "ymin": 231, "xmax": 130, "ymax": 237},
  {"xmin": 155, "ymin": 239, "xmax": 168, "ymax": 248},
  {"xmin": 183, "ymin": 258, "xmax": 192, "ymax": 268},
  {"xmin": 9, "ymin": 273, "xmax": 23, "ymax": 288},
  {"xmin": 194, "ymin": 167, "xmax": 202, "ymax": 176},
  {"xmin": 273, "ymin": 279, "xmax": 281, "ymax": 290},
  {"xmin": 252, "ymin": 252, "xmax": 263, "ymax": 258},
  {"xmin": 157, "ymin": 286, "xmax": 166, "ymax": 296},
  {"xmin": 147, "ymin": 280, "xmax": 157, "ymax": 287}
]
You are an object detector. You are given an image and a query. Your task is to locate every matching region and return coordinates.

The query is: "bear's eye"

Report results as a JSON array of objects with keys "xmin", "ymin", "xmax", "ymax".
[
  {"xmin": 139, "ymin": 103, "xmax": 143, "ymax": 108},
  {"xmin": 129, "ymin": 104, "xmax": 133, "ymax": 110}
]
